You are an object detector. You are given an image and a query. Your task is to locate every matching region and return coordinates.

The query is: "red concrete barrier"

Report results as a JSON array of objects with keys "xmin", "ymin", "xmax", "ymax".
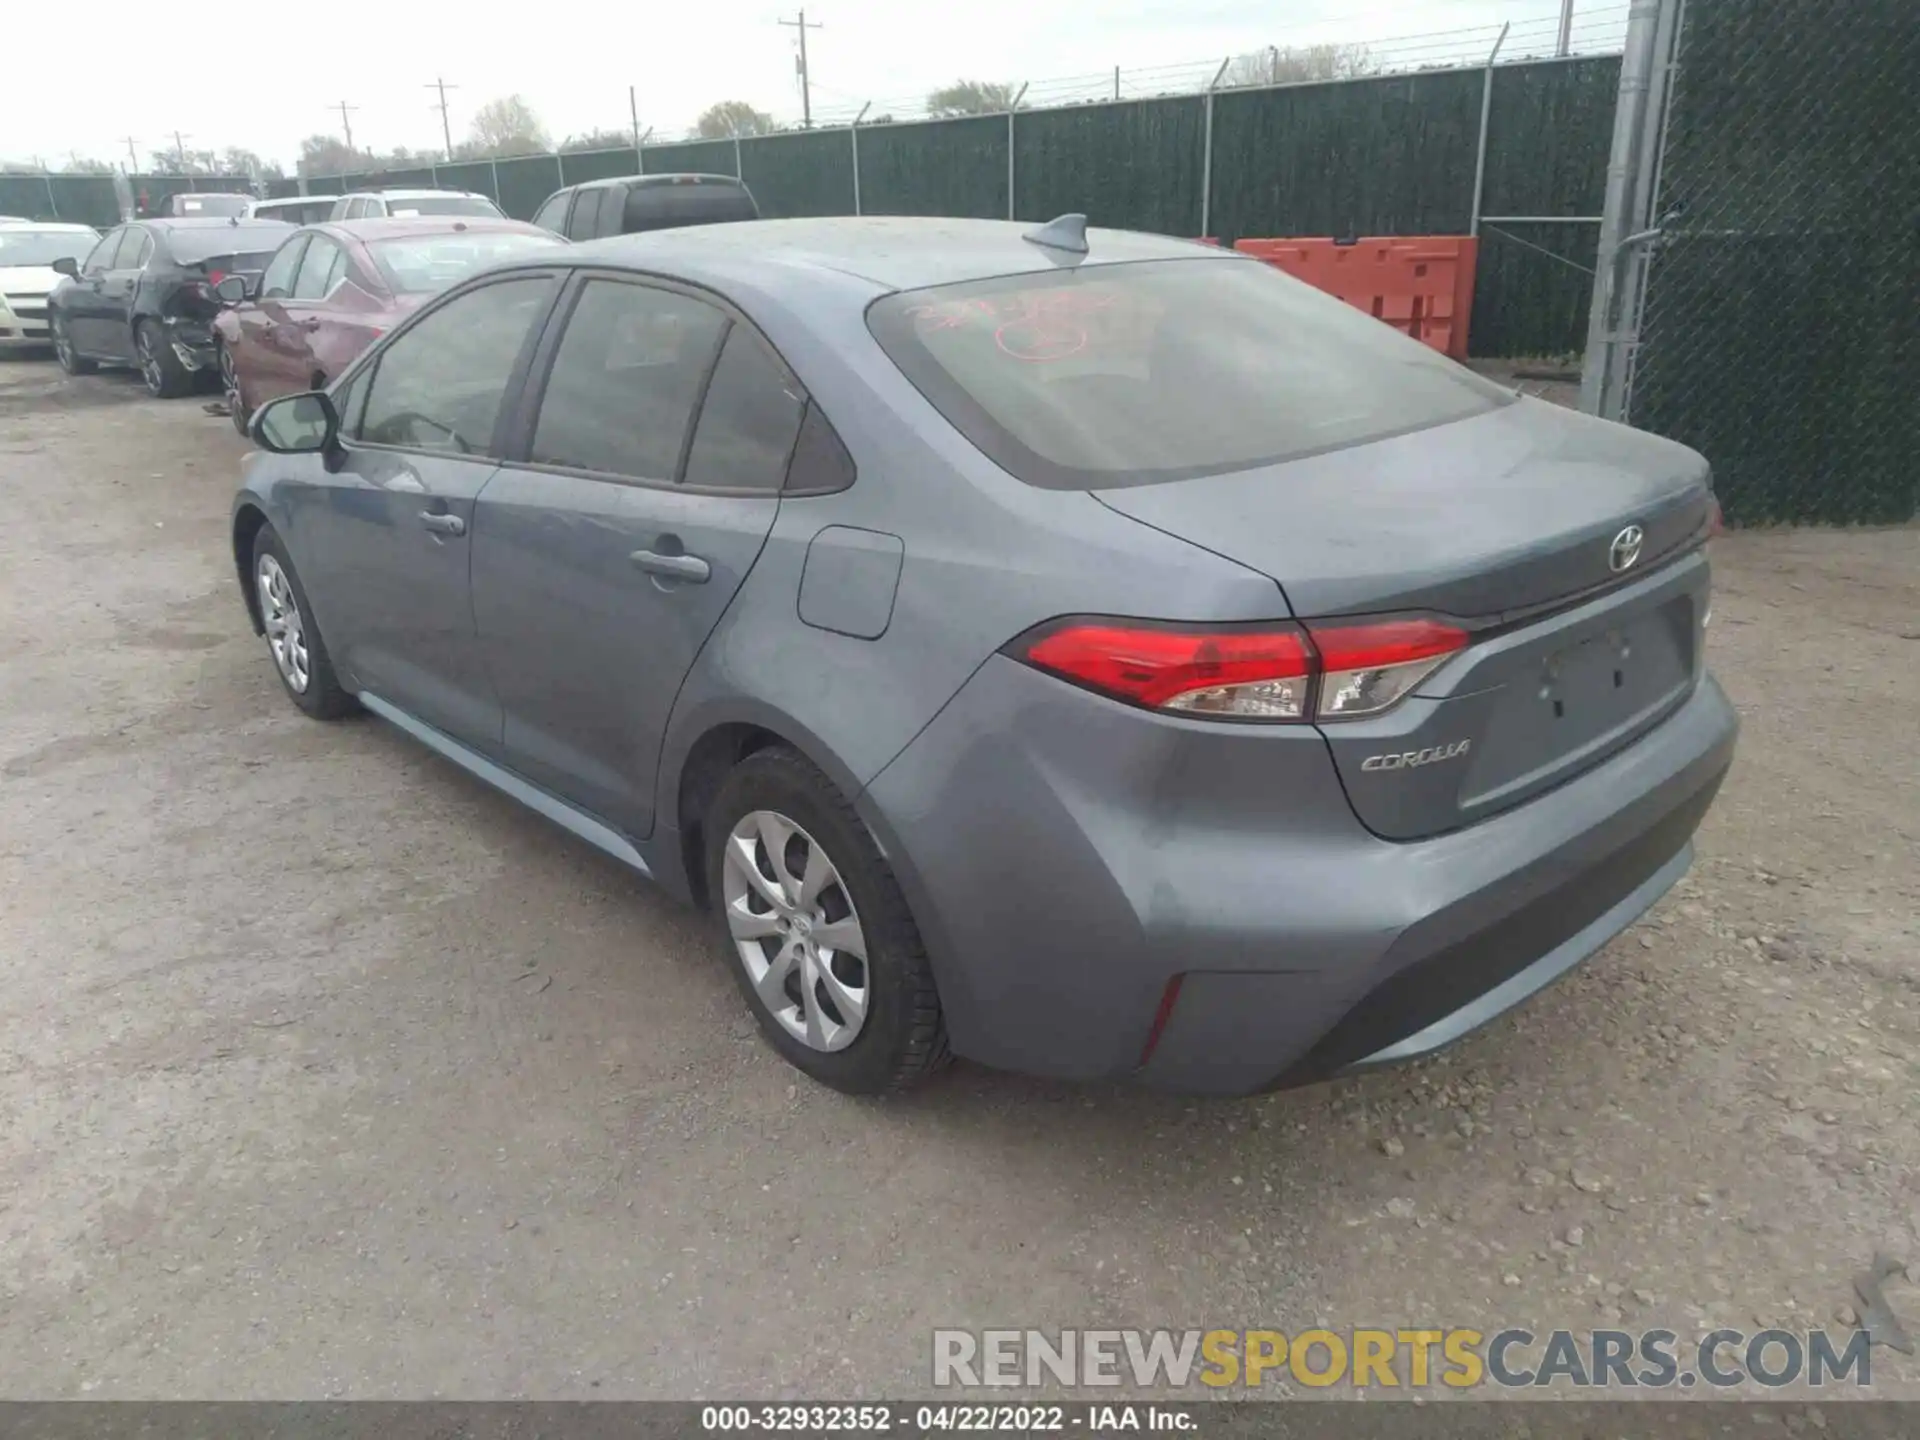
[{"xmin": 1230, "ymin": 236, "xmax": 1480, "ymax": 360}]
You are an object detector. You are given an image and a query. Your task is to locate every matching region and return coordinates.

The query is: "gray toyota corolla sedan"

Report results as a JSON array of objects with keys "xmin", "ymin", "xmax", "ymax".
[{"xmin": 231, "ymin": 214, "xmax": 1738, "ymax": 1096}]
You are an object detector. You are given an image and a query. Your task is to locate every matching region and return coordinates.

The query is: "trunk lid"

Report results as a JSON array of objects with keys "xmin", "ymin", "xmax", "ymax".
[
  {"xmin": 1092, "ymin": 396, "xmax": 1712, "ymax": 620},
  {"xmin": 1094, "ymin": 398, "xmax": 1716, "ymax": 840}
]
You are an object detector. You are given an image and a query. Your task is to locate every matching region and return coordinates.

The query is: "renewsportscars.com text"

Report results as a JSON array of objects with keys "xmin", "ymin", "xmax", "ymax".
[{"xmin": 932, "ymin": 1327, "xmax": 1872, "ymax": 1390}]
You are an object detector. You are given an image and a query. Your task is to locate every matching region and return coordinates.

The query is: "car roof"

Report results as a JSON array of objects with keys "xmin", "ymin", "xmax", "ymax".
[
  {"xmin": 575, "ymin": 172, "xmax": 747, "ymax": 192},
  {"xmin": 0, "ymin": 221, "xmax": 97, "ymax": 233},
  {"xmin": 140, "ymin": 216, "xmax": 289, "ymax": 232},
  {"xmin": 319, "ymin": 217, "xmax": 545, "ymax": 240},
  {"xmin": 541, "ymin": 215, "xmax": 1223, "ymax": 295},
  {"xmin": 345, "ymin": 189, "xmax": 484, "ymax": 200}
]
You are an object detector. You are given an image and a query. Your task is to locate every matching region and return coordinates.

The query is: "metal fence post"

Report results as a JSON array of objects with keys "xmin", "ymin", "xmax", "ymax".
[
  {"xmin": 1200, "ymin": 57, "xmax": 1230, "ymax": 239},
  {"xmin": 851, "ymin": 102, "xmax": 871, "ymax": 215},
  {"xmin": 733, "ymin": 134, "xmax": 744, "ymax": 179},
  {"xmin": 489, "ymin": 158, "xmax": 502, "ymax": 206},
  {"xmin": 1006, "ymin": 83, "xmax": 1028, "ymax": 220},
  {"xmin": 557, "ymin": 152, "xmax": 568, "ymax": 188},
  {"xmin": 1580, "ymin": 0, "xmax": 1677, "ymax": 417},
  {"xmin": 1469, "ymin": 23, "xmax": 1512, "ymax": 236},
  {"xmin": 44, "ymin": 173, "xmax": 60, "ymax": 220}
]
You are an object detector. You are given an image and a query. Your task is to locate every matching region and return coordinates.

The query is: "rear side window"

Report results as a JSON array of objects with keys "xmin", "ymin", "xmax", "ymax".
[
  {"xmin": 357, "ymin": 275, "xmax": 559, "ymax": 455},
  {"xmin": 109, "ymin": 228, "xmax": 146, "ymax": 269},
  {"xmin": 532, "ymin": 192, "xmax": 570, "ymax": 233},
  {"xmin": 528, "ymin": 280, "xmax": 726, "ymax": 480},
  {"xmin": 568, "ymin": 189, "xmax": 605, "ymax": 241},
  {"xmin": 260, "ymin": 237, "xmax": 307, "ymax": 298},
  {"xmin": 681, "ymin": 326, "xmax": 806, "ymax": 492},
  {"xmin": 867, "ymin": 257, "xmax": 1512, "ymax": 490},
  {"xmin": 292, "ymin": 238, "xmax": 342, "ymax": 299}
]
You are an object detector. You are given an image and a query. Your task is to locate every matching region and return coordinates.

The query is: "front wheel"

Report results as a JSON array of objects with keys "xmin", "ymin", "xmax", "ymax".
[
  {"xmin": 136, "ymin": 319, "xmax": 192, "ymax": 398},
  {"xmin": 250, "ymin": 523, "xmax": 356, "ymax": 720},
  {"xmin": 705, "ymin": 747, "xmax": 949, "ymax": 1094},
  {"xmin": 50, "ymin": 311, "xmax": 95, "ymax": 375}
]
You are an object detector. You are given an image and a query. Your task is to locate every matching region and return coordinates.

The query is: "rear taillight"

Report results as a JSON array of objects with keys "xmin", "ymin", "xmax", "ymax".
[
  {"xmin": 206, "ymin": 269, "xmax": 226, "ymax": 286},
  {"xmin": 1013, "ymin": 616, "xmax": 1467, "ymax": 723},
  {"xmin": 1706, "ymin": 496, "xmax": 1724, "ymax": 538},
  {"xmin": 1308, "ymin": 618, "xmax": 1468, "ymax": 720}
]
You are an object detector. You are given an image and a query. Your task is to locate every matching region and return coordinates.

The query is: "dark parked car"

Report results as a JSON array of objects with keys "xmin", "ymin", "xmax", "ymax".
[
  {"xmin": 230, "ymin": 216, "xmax": 1736, "ymax": 1097},
  {"xmin": 48, "ymin": 217, "xmax": 290, "ymax": 397},
  {"xmin": 531, "ymin": 173, "xmax": 758, "ymax": 242},
  {"xmin": 213, "ymin": 216, "xmax": 563, "ymax": 432}
]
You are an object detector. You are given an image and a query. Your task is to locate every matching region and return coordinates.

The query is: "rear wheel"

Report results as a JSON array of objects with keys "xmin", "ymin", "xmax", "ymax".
[
  {"xmin": 50, "ymin": 311, "xmax": 95, "ymax": 375},
  {"xmin": 218, "ymin": 339, "xmax": 250, "ymax": 436},
  {"xmin": 705, "ymin": 748, "xmax": 949, "ymax": 1094},
  {"xmin": 135, "ymin": 319, "xmax": 192, "ymax": 399}
]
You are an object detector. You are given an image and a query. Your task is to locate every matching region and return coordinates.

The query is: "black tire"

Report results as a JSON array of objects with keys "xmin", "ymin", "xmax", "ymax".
[
  {"xmin": 249, "ymin": 523, "xmax": 357, "ymax": 720},
  {"xmin": 705, "ymin": 747, "xmax": 950, "ymax": 1094},
  {"xmin": 218, "ymin": 339, "xmax": 251, "ymax": 437},
  {"xmin": 135, "ymin": 318, "xmax": 193, "ymax": 398},
  {"xmin": 50, "ymin": 310, "xmax": 96, "ymax": 375}
]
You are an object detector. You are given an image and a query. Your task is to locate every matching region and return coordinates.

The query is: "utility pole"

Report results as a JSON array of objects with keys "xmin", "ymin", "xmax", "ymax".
[
  {"xmin": 122, "ymin": 136, "xmax": 140, "ymax": 171},
  {"xmin": 777, "ymin": 9, "xmax": 823, "ymax": 128},
  {"xmin": 334, "ymin": 101, "xmax": 359, "ymax": 153},
  {"xmin": 1557, "ymin": 0, "xmax": 1576, "ymax": 56},
  {"xmin": 426, "ymin": 76, "xmax": 459, "ymax": 160},
  {"xmin": 172, "ymin": 131, "xmax": 191, "ymax": 172},
  {"xmin": 630, "ymin": 85, "xmax": 642, "ymax": 154}
]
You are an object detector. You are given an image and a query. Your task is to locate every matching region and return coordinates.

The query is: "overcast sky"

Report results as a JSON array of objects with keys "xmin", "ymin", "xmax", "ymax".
[{"xmin": 5, "ymin": 0, "xmax": 1618, "ymax": 171}]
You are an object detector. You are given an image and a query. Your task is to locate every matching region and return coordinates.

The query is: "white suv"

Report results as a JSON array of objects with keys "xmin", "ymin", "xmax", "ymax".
[{"xmin": 327, "ymin": 189, "xmax": 504, "ymax": 221}]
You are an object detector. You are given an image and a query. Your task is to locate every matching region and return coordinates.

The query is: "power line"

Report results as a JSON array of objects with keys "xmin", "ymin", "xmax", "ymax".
[
  {"xmin": 426, "ymin": 76, "xmax": 460, "ymax": 160},
  {"xmin": 777, "ymin": 10, "xmax": 824, "ymax": 129}
]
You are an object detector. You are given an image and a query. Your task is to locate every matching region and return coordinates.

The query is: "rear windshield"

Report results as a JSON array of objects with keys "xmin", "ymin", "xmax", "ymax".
[
  {"xmin": 383, "ymin": 196, "xmax": 503, "ymax": 219},
  {"xmin": 168, "ymin": 194, "xmax": 251, "ymax": 217},
  {"xmin": 257, "ymin": 200, "xmax": 333, "ymax": 224},
  {"xmin": 0, "ymin": 230, "xmax": 96, "ymax": 266},
  {"xmin": 623, "ymin": 184, "xmax": 759, "ymax": 232},
  {"xmin": 165, "ymin": 226, "xmax": 291, "ymax": 264},
  {"xmin": 369, "ymin": 231, "xmax": 564, "ymax": 293},
  {"xmin": 866, "ymin": 257, "xmax": 1513, "ymax": 490}
]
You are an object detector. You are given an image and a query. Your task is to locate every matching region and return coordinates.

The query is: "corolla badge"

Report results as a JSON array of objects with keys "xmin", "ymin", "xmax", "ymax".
[
  {"xmin": 1609, "ymin": 524, "xmax": 1646, "ymax": 573},
  {"xmin": 1361, "ymin": 739, "xmax": 1472, "ymax": 772}
]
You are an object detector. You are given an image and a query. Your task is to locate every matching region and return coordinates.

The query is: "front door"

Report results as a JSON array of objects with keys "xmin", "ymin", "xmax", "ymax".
[
  {"xmin": 234, "ymin": 234, "xmax": 308, "ymax": 407},
  {"xmin": 297, "ymin": 270, "xmax": 564, "ymax": 750},
  {"xmin": 64, "ymin": 227, "xmax": 125, "ymax": 356},
  {"xmin": 471, "ymin": 276, "xmax": 803, "ymax": 835}
]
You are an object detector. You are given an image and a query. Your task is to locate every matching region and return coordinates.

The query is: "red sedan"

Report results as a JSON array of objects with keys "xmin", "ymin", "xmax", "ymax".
[{"xmin": 213, "ymin": 216, "xmax": 563, "ymax": 432}]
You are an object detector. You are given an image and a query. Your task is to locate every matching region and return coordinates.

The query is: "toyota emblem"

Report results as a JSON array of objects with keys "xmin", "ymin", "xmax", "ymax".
[{"xmin": 1608, "ymin": 525, "xmax": 1645, "ymax": 573}]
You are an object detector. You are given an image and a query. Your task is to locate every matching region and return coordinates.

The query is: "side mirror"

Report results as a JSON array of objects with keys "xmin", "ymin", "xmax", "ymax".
[
  {"xmin": 51, "ymin": 257, "xmax": 79, "ymax": 279},
  {"xmin": 214, "ymin": 274, "xmax": 252, "ymax": 304},
  {"xmin": 250, "ymin": 391, "xmax": 339, "ymax": 455}
]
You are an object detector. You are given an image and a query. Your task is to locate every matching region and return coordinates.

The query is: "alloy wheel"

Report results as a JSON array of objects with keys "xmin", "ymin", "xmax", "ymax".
[
  {"xmin": 721, "ymin": 809, "xmax": 869, "ymax": 1052},
  {"xmin": 256, "ymin": 554, "xmax": 310, "ymax": 693}
]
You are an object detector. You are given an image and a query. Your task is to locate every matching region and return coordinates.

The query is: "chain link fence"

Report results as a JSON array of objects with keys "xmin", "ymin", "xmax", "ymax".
[{"xmin": 1618, "ymin": 0, "xmax": 1919, "ymax": 524}]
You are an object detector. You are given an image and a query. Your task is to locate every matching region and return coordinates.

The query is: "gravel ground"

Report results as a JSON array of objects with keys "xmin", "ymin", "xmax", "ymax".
[{"xmin": 1, "ymin": 355, "xmax": 1916, "ymax": 1400}]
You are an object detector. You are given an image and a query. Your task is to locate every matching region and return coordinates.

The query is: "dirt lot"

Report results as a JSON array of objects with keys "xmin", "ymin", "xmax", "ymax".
[{"xmin": 1, "ymin": 354, "xmax": 1916, "ymax": 1400}]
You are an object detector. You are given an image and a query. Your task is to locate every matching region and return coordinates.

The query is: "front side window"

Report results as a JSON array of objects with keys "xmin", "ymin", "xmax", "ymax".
[
  {"xmin": 292, "ymin": 238, "xmax": 342, "ymax": 300},
  {"xmin": 681, "ymin": 326, "xmax": 806, "ymax": 492},
  {"xmin": 83, "ymin": 229, "xmax": 122, "ymax": 273},
  {"xmin": 527, "ymin": 280, "xmax": 726, "ymax": 480},
  {"xmin": 867, "ymin": 257, "xmax": 1513, "ymax": 490},
  {"xmin": 260, "ymin": 237, "xmax": 308, "ymax": 299},
  {"xmin": 356, "ymin": 275, "xmax": 559, "ymax": 456}
]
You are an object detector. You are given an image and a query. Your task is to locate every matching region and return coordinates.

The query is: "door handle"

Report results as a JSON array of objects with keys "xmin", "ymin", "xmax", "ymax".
[
  {"xmin": 299, "ymin": 317, "xmax": 322, "ymax": 331},
  {"xmin": 418, "ymin": 511, "xmax": 466, "ymax": 537},
  {"xmin": 630, "ymin": 549, "xmax": 710, "ymax": 583}
]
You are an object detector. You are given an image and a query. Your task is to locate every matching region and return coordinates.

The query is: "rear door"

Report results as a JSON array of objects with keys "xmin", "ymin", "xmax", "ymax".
[
  {"xmin": 98, "ymin": 227, "xmax": 151, "ymax": 361},
  {"xmin": 240, "ymin": 234, "xmax": 308, "ymax": 400},
  {"xmin": 300, "ymin": 271, "xmax": 564, "ymax": 749},
  {"xmin": 269, "ymin": 235, "xmax": 347, "ymax": 391},
  {"xmin": 470, "ymin": 273, "xmax": 800, "ymax": 835}
]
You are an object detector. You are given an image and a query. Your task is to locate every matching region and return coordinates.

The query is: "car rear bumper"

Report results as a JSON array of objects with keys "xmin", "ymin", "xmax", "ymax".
[
  {"xmin": 860, "ymin": 655, "xmax": 1737, "ymax": 1095},
  {"xmin": 160, "ymin": 318, "xmax": 218, "ymax": 372}
]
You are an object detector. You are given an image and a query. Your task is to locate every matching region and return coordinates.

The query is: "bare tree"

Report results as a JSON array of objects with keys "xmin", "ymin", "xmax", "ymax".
[
  {"xmin": 560, "ymin": 128, "xmax": 635, "ymax": 153},
  {"xmin": 926, "ymin": 80, "xmax": 1017, "ymax": 117},
  {"xmin": 1224, "ymin": 43, "xmax": 1376, "ymax": 88},
  {"xmin": 222, "ymin": 147, "xmax": 285, "ymax": 181},
  {"xmin": 693, "ymin": 101, "xmax": 777, "ymax": 139},
  {"xmin": 466, "ymin": 95, "xmax": 552, "ymax": 157}
]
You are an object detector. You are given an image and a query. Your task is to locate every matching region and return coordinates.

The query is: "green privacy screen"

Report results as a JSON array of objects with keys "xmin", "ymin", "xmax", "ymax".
[
  {"xmin": 3, "ymin": 175, "xmax": 118, "ymax": 226},
  {"xmin": 740, "ymin": 130, "xmax": 856, "ymax": 217},
  {"xmin": 1013, "ymin": 98, "xmax": 1206, "ymax": 234},
  {"xmin": 855, "ymin": 116, "xmax": 1008, "ymax": 219},
  {"xmin": 1630, "ymin": 0, "xmax": 1920, "ymax": 523},
  {"xmin": 30, "ymin": 54, "xmax": 1621, "ymax": 355}
]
